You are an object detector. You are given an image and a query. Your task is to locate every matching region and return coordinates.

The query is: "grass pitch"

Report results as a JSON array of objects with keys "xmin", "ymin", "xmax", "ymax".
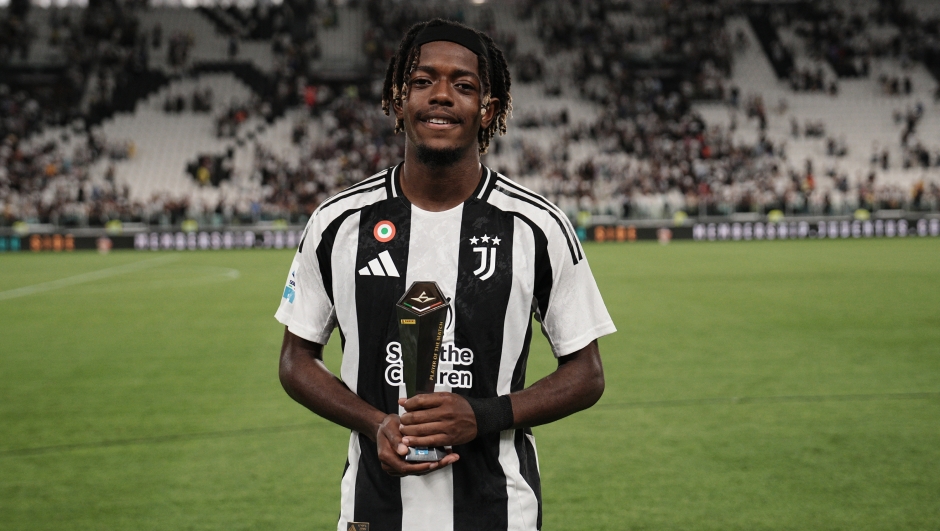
[{"xmin": 0, "ymin": 238, "xmax": 938, "ymax": 530}]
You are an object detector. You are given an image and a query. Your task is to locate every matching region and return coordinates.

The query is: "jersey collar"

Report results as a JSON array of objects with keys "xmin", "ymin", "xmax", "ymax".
[{"xmin": 388, "ymin": 163, "xmax": 495, "ymax": 204}]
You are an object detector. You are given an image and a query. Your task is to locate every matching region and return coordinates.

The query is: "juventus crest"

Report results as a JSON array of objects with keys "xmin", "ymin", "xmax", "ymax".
[{"xmin": 469, "ymin": 234, "xmax": 501, "ymax": 280}]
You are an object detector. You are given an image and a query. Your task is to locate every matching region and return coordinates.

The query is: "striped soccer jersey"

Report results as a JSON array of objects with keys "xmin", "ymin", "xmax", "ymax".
[{"xmin": 275, "ymin": 163, "xmax": 616, "ymax": 531}]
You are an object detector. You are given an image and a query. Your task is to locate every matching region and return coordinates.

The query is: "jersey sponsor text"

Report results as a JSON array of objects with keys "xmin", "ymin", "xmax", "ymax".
[{"xmin": 384, "ymin": 341, "xmax": 474, "ymax": 389}]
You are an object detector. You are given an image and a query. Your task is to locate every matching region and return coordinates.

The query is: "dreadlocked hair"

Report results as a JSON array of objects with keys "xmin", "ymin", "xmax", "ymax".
[{"xmin": 381, "ymin": 18, "xmax": 512, "ymax": 155}]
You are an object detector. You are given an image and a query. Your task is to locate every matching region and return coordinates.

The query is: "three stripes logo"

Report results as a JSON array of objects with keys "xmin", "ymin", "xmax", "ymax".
[
  {"xmin": 358, "ymin": 250, "xmax": 400, "ymax": 277},
  {"xmin": 469, "ymin": 234, "xmax": 500, "ymax": 281}
]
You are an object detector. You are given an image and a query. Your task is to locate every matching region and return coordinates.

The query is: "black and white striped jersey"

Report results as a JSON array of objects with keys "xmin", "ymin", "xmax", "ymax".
[{"xmin": 275, "ymin": 163, "xmax": 616, "ymax": 531}]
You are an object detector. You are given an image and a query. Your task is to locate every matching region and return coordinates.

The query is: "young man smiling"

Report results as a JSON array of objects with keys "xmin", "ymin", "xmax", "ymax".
[{"xmin": 276, "ymin": 19, "xmax": 616, "ymax": 531}]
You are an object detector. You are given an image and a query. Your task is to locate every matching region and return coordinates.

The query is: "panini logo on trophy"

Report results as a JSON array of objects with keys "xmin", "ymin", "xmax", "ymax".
[{"xmin": 396, "ymin": 281, "xmax": 450, "ymax": 462}]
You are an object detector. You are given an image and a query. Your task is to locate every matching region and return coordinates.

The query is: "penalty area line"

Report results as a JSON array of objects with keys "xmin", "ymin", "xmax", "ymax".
[{"xmin": 0, "ymin": 255, "xmax": 180, "ymax": 301}]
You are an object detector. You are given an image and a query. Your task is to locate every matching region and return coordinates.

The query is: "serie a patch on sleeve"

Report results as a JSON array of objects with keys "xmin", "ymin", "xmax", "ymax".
[
  {"xmin": 347, "ymin": 523, "xmax": 369, "ymax": 531},
  {"xmin": 282, "ymin": 269, "xmax": 297, "ymax": 303}
]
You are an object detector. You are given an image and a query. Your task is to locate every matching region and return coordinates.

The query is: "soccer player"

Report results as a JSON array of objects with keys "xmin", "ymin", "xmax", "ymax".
[{"xmin": 276, "ymin": 18, "xmax": 616, "ymax": 531}]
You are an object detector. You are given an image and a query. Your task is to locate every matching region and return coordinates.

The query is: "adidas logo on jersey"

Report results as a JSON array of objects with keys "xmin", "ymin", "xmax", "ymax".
[{"xmin": 358, "ymin": 250, "xmax": 400, "ymax": 277}]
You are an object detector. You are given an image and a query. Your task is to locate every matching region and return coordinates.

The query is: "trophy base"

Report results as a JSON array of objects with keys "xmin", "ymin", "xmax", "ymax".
[{"xmin": 405, "ymin": 446, "xmax": 447, "ymax": 462}]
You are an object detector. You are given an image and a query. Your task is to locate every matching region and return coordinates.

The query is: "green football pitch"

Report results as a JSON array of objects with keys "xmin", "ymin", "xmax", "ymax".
[{"xmin": 1, "ymin": 238, "xmax": 938, "ymax": 530}]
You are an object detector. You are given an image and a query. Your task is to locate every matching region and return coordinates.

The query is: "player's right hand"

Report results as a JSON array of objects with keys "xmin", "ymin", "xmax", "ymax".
[{"xmin": 376, "ymin": 413, "xmax": 459, "ymax": 477}]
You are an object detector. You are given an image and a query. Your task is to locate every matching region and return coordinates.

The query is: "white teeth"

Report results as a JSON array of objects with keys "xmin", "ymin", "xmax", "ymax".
[{"xmin": 428, "ymin": 118, "xmax": 452, "ymax": 125}]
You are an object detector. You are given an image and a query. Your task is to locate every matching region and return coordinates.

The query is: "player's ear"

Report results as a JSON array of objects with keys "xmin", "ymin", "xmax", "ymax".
[
  {"xmin": 393, "ymin": 96, "xmax": 405, "ymax": 120},
  {"xmin": 480, "ymin": 98, "xmax": 499, "ymax": 130}
]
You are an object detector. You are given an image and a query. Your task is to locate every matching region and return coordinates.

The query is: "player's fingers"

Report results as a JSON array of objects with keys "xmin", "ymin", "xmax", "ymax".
[
  {"xmin": 378, "ymin": 449, "xmax": 401, "ymax": 474},
  {"xmin": 399, "ymin": 408, "xmax": 441, "ymax": 426},
  {"xmin": 380, "ymin": 447, "xmax": 459, "ymax": 476},
  {"xmin": 401, "ymin": 393, "xmax": 446, "ymax": 411},
  {"xmin": 383, "ymin": 459, "xmax": 438, "ymax": 477},
  {"xmin": 379, "ymin": 423, "xmax": 403, "ymax": 447},
  {"xmin": 399, "ymin": 419, "xmax": 450, "ymax": 437},
  {"xmin": 378, "ymin": 442, "xmax": 429, "ymax": 476},
  {"xmin": 380, "ymin": 437, "xmax": 410, "ymax": 457},
  {"xmin": 409, "ymin": 453, "xmax": 459, "ymax": 475},
  {"xmin": 402, "ymin": 397, "xmax": 466, "ymax": 424},
  {"xmin": 400, "ymin": 433, "xmax": 451, "ymax": 448},
  {"xmin": 437, "ymin": 452, "xmax": 460, "ymax": 467},
  {"xmin": 377, "ymin": 415, "xmax": 410, "ymax": 457},
  {"xmin": 383, "ymin": 426, "xmax": 402, "ymax": 444}
]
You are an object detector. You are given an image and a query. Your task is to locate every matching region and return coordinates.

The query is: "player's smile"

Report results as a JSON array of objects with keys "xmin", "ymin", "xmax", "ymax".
[{"xmin": 417, "ymin": 110, "xmax": 462, "ymax": 131}]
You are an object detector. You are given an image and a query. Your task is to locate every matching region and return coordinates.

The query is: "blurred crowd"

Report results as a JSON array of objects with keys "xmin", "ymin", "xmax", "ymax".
[
  {"xmin": 0, "ymin": 0, "xmax": 153, "ymax": 227},
  {"xmin": 510, "ymin": 121, "xmax": 940, "ymax": 221},
  {"xmin": 156, "ymin": 93, "xmax": 405, "ymax": 226},
  {"xmin": 766, "ymin": 0, "xmax": 940, "ymax": 84},
  {"xmin": 788, "ymin": 66, "xmax": 838, "ymax": 94},
  {"xmin": 478, "ymin": 0, "xmax": 939, "ymax": 220},
  {"xmin": 251, "ymin": 95, "xmax": 404, "ymax": 222},
  {"xmin": 528, "ymin": 0, "xmax": 732, "ymax": 103},
  {"xmin": 0, "ymin": 130, "xmax": 137, "ymax": 227}
]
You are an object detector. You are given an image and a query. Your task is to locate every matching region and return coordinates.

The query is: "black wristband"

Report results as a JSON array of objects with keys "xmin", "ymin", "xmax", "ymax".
[{"xmin": 465, "ymin": 395, "xmax": 514, "ymax": 436}]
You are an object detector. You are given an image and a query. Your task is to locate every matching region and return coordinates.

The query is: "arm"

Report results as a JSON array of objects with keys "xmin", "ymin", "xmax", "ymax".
[
  {"xmin": 278, "ymin": 327, "xmax": 384, "ymax": 437},
  {"xmin": 278, "ymin": 327, "xmax": 458, "ymax": 475},
  {"xmin": 508, "ymin": 339, "xmax": 605, "ymax": 428},
  {"xmin": 399, "ymin": 340, "xmax": 605, "ymax": 447}
]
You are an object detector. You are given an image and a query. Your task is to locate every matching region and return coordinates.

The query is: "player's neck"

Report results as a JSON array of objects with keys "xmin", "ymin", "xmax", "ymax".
[{"xmin": 400, "ymin": 146, "xmax": 482, "ymax": 212}]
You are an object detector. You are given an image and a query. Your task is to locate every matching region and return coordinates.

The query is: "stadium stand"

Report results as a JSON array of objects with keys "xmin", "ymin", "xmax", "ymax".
[{"xmin": 1, "ymin": 0, "xmax": 939, "ymax": 231}]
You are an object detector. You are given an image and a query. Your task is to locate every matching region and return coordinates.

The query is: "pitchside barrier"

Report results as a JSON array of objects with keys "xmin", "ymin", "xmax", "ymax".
[
  {"xmin": 0, "ymin": 230, "xmax": 304, "ymax": 253},
  {"xmin": 586, "ymin": 217, "xmax": 940, "ymax": 243},
  {"xmin": 2, "ymin": 217, "xmax": 939, "ymax": 253}
]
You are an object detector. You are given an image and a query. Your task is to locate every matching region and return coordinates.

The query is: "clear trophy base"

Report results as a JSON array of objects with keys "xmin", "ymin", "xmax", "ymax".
[{"xmin": 405, "ymin": 446, "xmax": 447, "ymax": 462}]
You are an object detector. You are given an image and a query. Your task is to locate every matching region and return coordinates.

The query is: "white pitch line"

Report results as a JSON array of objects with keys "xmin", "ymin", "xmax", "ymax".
[{"xmin": 0, "ymin": 255, "xmax": 181, "ymax": 301}]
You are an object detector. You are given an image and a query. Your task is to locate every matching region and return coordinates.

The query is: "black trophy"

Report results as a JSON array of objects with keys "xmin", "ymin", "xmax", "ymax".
[{"xmin": 396, "ymin": 281, "xmax": 450, "ymax": 462}]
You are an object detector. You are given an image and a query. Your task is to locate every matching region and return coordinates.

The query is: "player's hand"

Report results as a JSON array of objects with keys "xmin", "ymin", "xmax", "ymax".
[
  {"xmin": 376, "ymin": 413, "xmax": 459, "ymax": 477},
  {"xmin": 398, "ymin": 393, "xmax": 478, "ymax": 448}
]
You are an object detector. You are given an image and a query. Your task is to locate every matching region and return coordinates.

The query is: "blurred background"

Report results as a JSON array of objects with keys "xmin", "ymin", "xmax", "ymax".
[{"xmin": 1, "ymin": 0, "xmax": 939, "ymax": 251}]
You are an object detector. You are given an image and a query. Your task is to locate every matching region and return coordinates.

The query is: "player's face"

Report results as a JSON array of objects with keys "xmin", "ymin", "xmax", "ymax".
[{"xmin": 396, "ymin": 40, "xmax": 498, "ymax": 165}]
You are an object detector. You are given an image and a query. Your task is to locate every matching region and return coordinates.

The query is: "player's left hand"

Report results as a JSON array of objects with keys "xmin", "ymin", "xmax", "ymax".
[
  {"xmin": 376, "ymin": 413, "xmax": 459, "ymax": 477},
  {"xmin": 398, "ymin": 392, "xmax": 477, "ymax": 448}
]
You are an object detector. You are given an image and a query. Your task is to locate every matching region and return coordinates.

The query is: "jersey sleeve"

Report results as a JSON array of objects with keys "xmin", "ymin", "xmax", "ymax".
[
  {"xmin": 535, "ymin": 222, "xmax": 616, "ymax": 357},
  {"xmin": 274, "ymin": 216, "xmax": 336, "ymax": 345}
]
